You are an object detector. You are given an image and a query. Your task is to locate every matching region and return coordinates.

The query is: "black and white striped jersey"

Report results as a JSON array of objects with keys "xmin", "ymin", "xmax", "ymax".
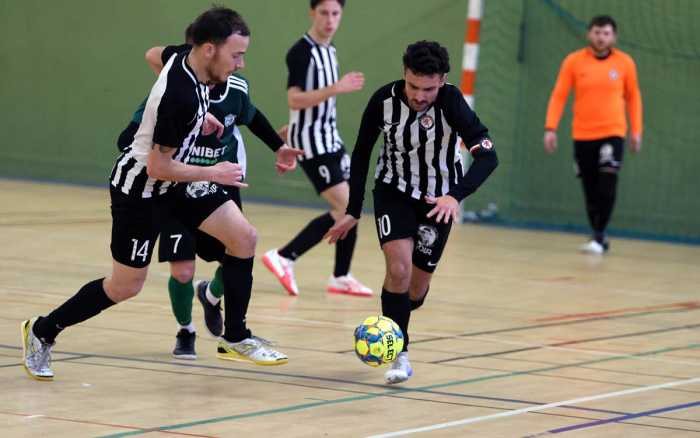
[
  {"xmin": 285, "ymin": 34, "xmax": 343, "ymax": 161},
  {"xmin": 110, "ymin": 51, "xmax": 209, "ymax": 198},
  {"xmin": 347, "ymin": 80, "xmax": 497, "ymax": 218}
]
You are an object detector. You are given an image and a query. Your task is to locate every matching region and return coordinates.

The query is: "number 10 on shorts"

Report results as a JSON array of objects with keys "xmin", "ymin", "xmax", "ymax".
[{"xmin": 377, "ymin": 214, "xmax": 391, "ymax": 238}]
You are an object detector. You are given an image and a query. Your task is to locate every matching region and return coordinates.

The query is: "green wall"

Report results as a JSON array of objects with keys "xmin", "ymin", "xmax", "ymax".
[
  {"xmin": 474, "ymin": 0, "xmax": 700, "ymax": 242},
  {"xmin": 2, "ymin": 0, "xmax": 697, "ymax": 242},
  {"xmin": 0, "ymin": 0, "xmax": 465, "ymax": 206}
]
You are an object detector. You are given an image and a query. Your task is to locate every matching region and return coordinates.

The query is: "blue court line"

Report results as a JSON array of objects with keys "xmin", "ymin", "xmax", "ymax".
[{"xmin": 547, "ymin": 400, "xmax": 700, "ymax": 434}]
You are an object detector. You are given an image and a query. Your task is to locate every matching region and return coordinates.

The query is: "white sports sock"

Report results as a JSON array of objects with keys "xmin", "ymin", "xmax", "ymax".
[
  {"xmin": 180, "ymin": 322, "xmax": 196, "ymax": 333},
  {"xmin": 205, "ymin": 284, "xmax": 220, "ymax": 306}
]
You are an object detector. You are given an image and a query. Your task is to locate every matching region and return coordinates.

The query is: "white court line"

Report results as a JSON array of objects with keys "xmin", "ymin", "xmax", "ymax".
[{"xmin": 367, "ymin": 376, "xmax": 700, "ymax": 437}]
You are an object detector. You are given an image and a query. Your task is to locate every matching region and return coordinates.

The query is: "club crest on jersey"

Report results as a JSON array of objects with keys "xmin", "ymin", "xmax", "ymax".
[
  {"xmin": 416, "ymin": 225, "xmax": 438, "ymax": 255},
  {"xmin": 186, "ymin": 181, "xmax": 218, "ymax": 199},
  {"xmin": 224, "ymin": 114, "xmax": 236, "ymax": 127},
  {"xmin": 480, "ymin": 138, "xmax": 493, "ymax": 150},
  {"xmin": 419, "ymin": 114, "xmax": 434, "ymax": 131},
  {"xmin": 609, "ymin": 69, "xmax": 619, "ymax": 80}
]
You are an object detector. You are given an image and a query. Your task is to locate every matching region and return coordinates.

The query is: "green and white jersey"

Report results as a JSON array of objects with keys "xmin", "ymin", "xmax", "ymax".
[
  {"xmin": 194, "ymin": 74, "xmax": 256, "ymax": 176},
  {"xmin": 118, "ymin": 74, "xmax": 256, "ymax": 176}
]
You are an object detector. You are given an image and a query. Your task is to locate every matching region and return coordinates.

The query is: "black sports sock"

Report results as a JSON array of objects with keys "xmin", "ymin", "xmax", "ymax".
[
  {"xmin": 333, "ymin": 224, "xmax": 357, "ymax": 277},
  {"xmin": 595, "ymin": 172, "xmax": 618, "ymax": 241},
  {"xmin": 33, "ymin": 278, "xmax": 115, "ymax": 344},
  {"xmin": 278, "ymin": 212, "xmax": 334, "ymax": 261},
  {"xmin": 579, "ymin": 172, "xmax": 600, "ymax": 233},
  {"xmin": 410, "ymin": 287, "xmax": 429, "ymax": 311},
  {"xmin": 381, "ymin": 288, "xmax": 411, "ymax": 352},
  {"xmin": 221, "ymin": 254, "xmax": 253, "ymax": 343}
]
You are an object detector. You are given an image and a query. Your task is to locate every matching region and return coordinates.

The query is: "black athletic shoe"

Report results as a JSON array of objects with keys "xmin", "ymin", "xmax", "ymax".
[
  {"xmin": 195, "ymin": 280, "xmax": 223, "ymax": 337},
  {"xmin": 173, "ymin": 329, "xmax": 196, "ymax": 360}
]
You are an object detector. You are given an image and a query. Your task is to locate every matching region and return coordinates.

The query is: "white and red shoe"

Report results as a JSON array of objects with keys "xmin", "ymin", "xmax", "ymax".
[
  {"xmin": 263, "ymin": 249, "xmax": 299, "ymax": 296},
  {"xmin": 327, "ymin": 274, "xmax": 373, "ymax": 297}
]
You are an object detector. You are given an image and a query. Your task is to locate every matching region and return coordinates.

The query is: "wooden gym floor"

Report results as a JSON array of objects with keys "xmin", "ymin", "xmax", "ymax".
[{"xmin": 0, "ymin": 178, "xmax": 698, "ymax": 437}]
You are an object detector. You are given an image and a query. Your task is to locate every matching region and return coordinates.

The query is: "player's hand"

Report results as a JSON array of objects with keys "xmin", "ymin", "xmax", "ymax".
[
  {"xmin": 325, "ymin": 214, "xmax": 358, "ymax": 244},
  {"xmin": 543, "ymin": 130, "xmax": 558, "ymax": 154},
  {"xmin": 202, "ymin": 113, "xmax": 224, "ymax": 138},
  {"xmin": 629, "ymin": 134, "xmax": 642, "ymax": 153},
  {"xmin": 334, "ymin": 72, "xmax": 364, "ymax": 94},
  {"xmin": 275, "ymin": 145, "xmax": 304, "ymax": 175},
  {"xmin": 425, "ymin": 195, "xmax": 459, "ymax": 224},
  {"xmin": 209, "ymin": 162, "xmax": 248, "ymax": 188},
  {"xmin": 277, "ymin": 124, "xmax": 289, "ymax": 142}
]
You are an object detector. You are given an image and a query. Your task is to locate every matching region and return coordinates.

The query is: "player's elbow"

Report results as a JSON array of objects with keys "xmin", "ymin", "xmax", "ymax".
[{"xmin": 287, "ymin": 95, "xmax": 304, "ymax": 110}]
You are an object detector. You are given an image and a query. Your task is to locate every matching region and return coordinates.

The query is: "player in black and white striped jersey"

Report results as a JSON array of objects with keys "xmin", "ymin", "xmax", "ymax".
[
  {"xmin": 20, "ymin": 8, "xmax": 291, "ymax": 381},
  {"xmin": 264, "ymin": 0, "xmax": 373, "ymax": 298},
  {"xmin": 327, "ymin": 41, "xmax": 498, "ymax": 384}
]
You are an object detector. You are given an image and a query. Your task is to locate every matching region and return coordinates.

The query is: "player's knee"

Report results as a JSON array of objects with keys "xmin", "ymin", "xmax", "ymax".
[
  {"xmin": 241, "ymin": 225, "xmax": 258, "ymax": 250},
  {"xmin": 387, "ymin": 261, "xmax": 411, "ymax": 285},
  {"xmin": 226, "ymin": 223, "xmax": 257, "ymax": 254},
  {"xmin": 107, "ymin": 278, "xmax": 145, "ymax": 302},
  {"xmin": 171, "ymin": 266, "xmax": 194, "ymax": 284}
]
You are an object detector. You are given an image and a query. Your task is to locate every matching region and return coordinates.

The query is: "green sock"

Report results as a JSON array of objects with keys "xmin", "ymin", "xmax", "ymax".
[
  {"xmin": 168, "ymin": 276, "xmax": 194, "ymax": 326},
  {"xmin": 210, "ymin": 265, "xmax": 224, "ymax": 299}
]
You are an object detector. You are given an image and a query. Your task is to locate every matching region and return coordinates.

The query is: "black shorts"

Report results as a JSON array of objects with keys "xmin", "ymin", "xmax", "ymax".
[
  {"xmin": 573, "ymin": 136, "xmax": 624, "ymax": 177},
  {"xmin": 372, "ymin": 184, "xmax": 452, "ymax": 273},
  {"xmin": 299, "ymin": 149, "xmax": 350, "ymax": 194},
  {"xmin": 158, "ymin": 185, "xmax": 242, "ymax": 263},
  {"xmin": 110, "ymin": 187, "xmax": 166, "ymax": 268}
]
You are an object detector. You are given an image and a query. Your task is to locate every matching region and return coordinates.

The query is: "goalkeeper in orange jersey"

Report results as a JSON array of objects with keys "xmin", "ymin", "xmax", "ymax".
[{"xmin": 544, "ymin": 15, "xmax": 643, "ymax": 254}]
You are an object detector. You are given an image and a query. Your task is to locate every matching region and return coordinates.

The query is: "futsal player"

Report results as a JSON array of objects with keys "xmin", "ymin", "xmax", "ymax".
[
  {"xmin": 544, "ymin": 15, "xmax": 643, "ymax": 254},
  {"xmin": 263, "ymin": 0, "xmax": 373, "ymax": 297},
  {"xmin": 118, "ymin": 40, "xmax": 302, "ymax": 359},
  {"xmin": 21, "ymin": 7, "xmax": 291, "ymax": 381},
  {"xmin": 327, "ymin": 41, "xmax": 498, "ymax": 383}
]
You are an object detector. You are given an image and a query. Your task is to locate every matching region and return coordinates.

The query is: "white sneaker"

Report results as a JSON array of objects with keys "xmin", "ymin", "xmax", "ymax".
[
  {"xmin": 20, "ymin": 318, "xmax": 54, "ymax": 381},
  {"xmin": 579, "ymin": 240, "xmax": 604, "ymax": 255},
  {"xmin": 262, "ymin": 249, "xmax": 299, "ymax": 296},
  {"xmin": 217, "ymin": 337, "xmax": 288, "ymax": 366},
  {"xmin": 327, "ymin": 274, "xmax": 373, "ymax": 297},
  {"xmin": 384, "ymin": 352, "xmax": 412, "ymax": 384}
]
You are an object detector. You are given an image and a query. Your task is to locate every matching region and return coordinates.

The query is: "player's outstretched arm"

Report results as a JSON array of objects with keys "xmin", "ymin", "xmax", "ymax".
[
  {"xmin": 147, "ymin": 144, "xmax": 247, "ymax": 187},
  {"xmin": 326, "ymin": 89, "xmax": 383, "ymax": 243},
  {"xmin": 287, "ymin": 71, "xmax": 364, "ymax": 110}
]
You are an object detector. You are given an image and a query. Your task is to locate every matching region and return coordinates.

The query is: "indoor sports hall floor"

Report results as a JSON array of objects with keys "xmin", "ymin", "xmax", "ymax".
[{"xmin": 1, "ymin": 179, "xmax": 698, "ymax": 437}]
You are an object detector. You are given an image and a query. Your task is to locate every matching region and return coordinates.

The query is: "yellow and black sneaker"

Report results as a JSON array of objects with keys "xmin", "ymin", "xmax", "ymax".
[
  {"xmin": 20, "ymin": 317, "xmax": 54, "ymax": 381},
  {"xmin": 217, "ymin": 336, "xmax": 288, "ymax": 366}
]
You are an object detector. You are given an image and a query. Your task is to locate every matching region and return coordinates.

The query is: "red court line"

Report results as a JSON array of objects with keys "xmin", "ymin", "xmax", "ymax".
[
  {"xmin": 0, "ymin": 410, "xmax": 217, "ymax": 437},
  {"xmin": 533, "ymin": 301, "xmax": 700, "ymax": 322}
]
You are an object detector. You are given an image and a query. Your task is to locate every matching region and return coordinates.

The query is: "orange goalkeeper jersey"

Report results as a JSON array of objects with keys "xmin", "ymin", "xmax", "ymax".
[{"xmin": 545, "ymin": 47, "xmax": 643, "ymax": 140}]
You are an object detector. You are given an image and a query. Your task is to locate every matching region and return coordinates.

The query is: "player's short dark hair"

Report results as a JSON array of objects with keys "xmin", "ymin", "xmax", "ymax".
[
  {"xmin": 403, "ymin": 41, "xmax": 450, "ymax": 76},
  {"xmin": 188, "ymin": 6, "xmax": 250, "ymax": 46},
  {"xmin": 310, "ymin": 0, "xmax": 345, "ymax": 9},
  {"xmin": 184, "ymin": 23, "xmax": 195, "ymax": 44},
  {"xmin": 588, "ymin": 15, "xmax": 617, "ymax": 32}
]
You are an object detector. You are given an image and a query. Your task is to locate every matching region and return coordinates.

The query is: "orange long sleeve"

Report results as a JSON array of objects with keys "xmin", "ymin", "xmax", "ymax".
[
  {"xmin": 545, "ymin": 54, "xmax": 575, "ymax": 131},
  {"xmin": 545, "ymin": 47, "xmax": 643, "ymax": 140},
  {"xmin": 624, "ymin": 58, "xmax": 643, "ymax": 136}
]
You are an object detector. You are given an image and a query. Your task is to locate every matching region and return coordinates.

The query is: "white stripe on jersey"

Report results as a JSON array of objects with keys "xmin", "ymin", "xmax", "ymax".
[
  {"xmin": 408, "ymin": 110, "xmax": 423, "ymax": 199},
  {"xmin": 438, "ymin": 112, "xmax": 453, "ymax": 196},
  {"xmin": 233, "ymin": 125, "xmax": 247, "ymax": 177}
]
